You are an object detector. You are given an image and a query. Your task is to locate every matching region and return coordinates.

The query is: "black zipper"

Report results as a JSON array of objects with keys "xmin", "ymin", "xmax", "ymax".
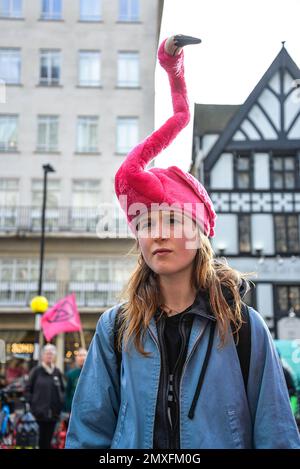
[
  {"xmin": 157, "ymin": 315, "xmax": 173, "ymax": 449},
  {"xmin": 169, "ymin": 313, "xmax": 189, "ymax": 449},
  {"xmin": 154, "ymin": 311, "xmax": 202, "ymax": 449}
]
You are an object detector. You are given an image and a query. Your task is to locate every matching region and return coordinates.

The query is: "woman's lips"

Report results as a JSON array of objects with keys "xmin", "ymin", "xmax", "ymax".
[{"xmin": 153, "ymin": 250, "xmax": 173, "ymax": 256}]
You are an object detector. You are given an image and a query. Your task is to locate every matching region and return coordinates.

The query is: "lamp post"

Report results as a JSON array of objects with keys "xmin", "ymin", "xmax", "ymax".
[{"xmin": 31, "ymin": 164, "xmax": 55, "ymax": 365}]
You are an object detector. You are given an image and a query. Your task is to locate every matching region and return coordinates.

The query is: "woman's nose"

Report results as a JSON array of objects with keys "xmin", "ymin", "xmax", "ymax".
[{"xmin": 152, "ymin": 221, "xmax": 169, "ymax": 239}]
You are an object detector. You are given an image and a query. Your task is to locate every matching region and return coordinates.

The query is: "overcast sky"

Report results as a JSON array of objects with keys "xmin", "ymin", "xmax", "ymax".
[{"xmin": 154, "ymin": 0, "xmax": 300, "ymax": 170}]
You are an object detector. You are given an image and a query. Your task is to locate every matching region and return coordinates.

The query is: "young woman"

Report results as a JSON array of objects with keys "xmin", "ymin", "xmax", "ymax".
[{"xmin": 65, "ymin": 35, "xmax": 300, "ymax": 449}]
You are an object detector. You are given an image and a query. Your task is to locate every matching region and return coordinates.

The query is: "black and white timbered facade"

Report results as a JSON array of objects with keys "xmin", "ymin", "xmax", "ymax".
[{"xmin": 192, "ymin": 45, "xmax": 300, "ymax": 338}]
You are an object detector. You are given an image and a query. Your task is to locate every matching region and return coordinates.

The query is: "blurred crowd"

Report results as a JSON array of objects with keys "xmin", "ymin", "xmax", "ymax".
[{"xmin": 0, "ymin": 345, "xmax": 87, "ymax": 449}]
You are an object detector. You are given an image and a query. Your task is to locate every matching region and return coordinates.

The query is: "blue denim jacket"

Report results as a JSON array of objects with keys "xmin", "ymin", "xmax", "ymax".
[{"xmin": 66, "ymin": 304, "xmax": 300, "ymax": 449}]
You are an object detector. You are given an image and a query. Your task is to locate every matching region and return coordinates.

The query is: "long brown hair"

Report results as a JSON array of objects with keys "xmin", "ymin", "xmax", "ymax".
[{"xmin": 116, "ymin": 231, "xmax": 255, "ymax": 357}]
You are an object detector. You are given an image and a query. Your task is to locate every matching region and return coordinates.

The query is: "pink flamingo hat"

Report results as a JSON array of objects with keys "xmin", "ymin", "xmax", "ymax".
[{"xmin": 114, "ymin": 35, "xmax": 217, "ymax": 238}]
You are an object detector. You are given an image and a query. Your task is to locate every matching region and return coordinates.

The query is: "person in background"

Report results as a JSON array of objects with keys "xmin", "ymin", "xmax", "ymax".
[
  {"xmin": 26, "ymin": 344, "xmax": 65, "ymax": 449},
  {"xmin": 65, "ymin": 348, "xmax": 87, "ymax": 413},
  {"xmin": 5, "ymin": 357, "xmax": 27, "ymax": 385}
]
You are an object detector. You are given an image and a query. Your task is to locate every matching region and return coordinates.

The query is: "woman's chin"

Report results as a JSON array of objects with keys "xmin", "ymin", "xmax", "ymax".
[{"xmin": 151, "ymin": 265, "xmax": 179, "ymax": 276}]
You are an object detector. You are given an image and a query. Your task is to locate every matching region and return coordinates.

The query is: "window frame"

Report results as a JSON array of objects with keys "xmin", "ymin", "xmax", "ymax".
[
  {"xmin": 0, "ymin": 114, "xmax": 18, "ymax": 152},
  {"xmin": 274, "ymin": 214, "xmax": 300, "ymax": 255},
  {"xmin": 36, "ymin": 115, "xmax": 59, "ymax": 152},
  {"xmin": 116, "ymin": 116, "xmax": 138, "ymax": 154},
  {"xmin": 233, "ymin": 151, "xmax": 253, "ymax": 190},
  {"xmin": 31, "ymin": 178, "xmax": 61, "ymax": 208},
  {"xmin": 76, "ymin": 116, "xmax": 99, "ymax": 153},
  {"xmin": 118, "ymin": 0, "xmax": 140, "ymax": 22},
  {"xmin": 79, "ymin": 0, "xmax": 102, "ymax": 21},
  {"xmin": 40, "ymin": 0, "xmax": 62, "ymax": 21},
  {"xmin": 78, "ymin": 50, "xmax": 101, "ymax": 87},
  {"xmin": 0, "ymin": 0, "xmax": 22, "ymax": 18},
  {"xmin": 39, "ymin": 49, "xmax": 61, "ymax": 86},
  {"xmin": 274, "ymin": 284, "xmax": 300, "ymax": 318},
  {"xmin": 0, "ymin": 48, "xmax": 21, "ymax": 85},
  {"xmin": 270, "ymin": 152, "xmax": 299, "ymax": 191},
  {"xmin": 117, "ymin": 51, "xmax": 139, "ymax": 88},
  {"xmin": 238, "ymin": 213, "xmax": 252, "ymax": 254},
  {"xmin": 0, "ymin": 178, "xmax": 19, "ymax": 206}
]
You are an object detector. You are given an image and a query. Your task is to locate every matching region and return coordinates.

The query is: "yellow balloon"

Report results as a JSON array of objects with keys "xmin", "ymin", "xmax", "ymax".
[{"xmin": 30, "ymin": 296, "xmax": 49, "ymax": 313}]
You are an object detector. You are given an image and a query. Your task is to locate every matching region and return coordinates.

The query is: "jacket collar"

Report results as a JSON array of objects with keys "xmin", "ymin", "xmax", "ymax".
[
  {"xmin": 185, "ymin": 289, "xmax": 216, "ymax": 321},
  {"xmin": 155, "ymin": 277, "xmax": 249, "ymax": 323}
]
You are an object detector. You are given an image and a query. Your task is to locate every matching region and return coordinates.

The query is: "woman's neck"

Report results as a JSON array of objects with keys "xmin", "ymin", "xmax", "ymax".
[{"xmin": 158, "ymin": 272, "xmax": 197, "ymax": 314}]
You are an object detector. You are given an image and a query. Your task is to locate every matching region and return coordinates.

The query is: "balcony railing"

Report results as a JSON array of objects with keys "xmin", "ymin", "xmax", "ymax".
[
  {"xmin": 0, "ymin": 281, "xmax": 125, "ymax": 308},
  {"xmin": 0, "ymin": 206, "xmax": 133, "ymax": 238}
]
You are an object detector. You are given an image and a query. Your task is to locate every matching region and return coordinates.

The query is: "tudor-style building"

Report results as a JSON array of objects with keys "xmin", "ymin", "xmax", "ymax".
[{"xmin": 192, "ymin": 44, "xmax": 300, "ymax": 338}]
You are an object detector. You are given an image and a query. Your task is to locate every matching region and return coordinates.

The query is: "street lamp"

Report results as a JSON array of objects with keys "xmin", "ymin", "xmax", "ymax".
[{"xmin": 31, "ymin": 164, "xmax": 55, "ymax": 365}]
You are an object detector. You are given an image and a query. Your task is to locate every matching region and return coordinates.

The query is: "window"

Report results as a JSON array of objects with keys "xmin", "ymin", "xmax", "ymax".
[
  {"xmin": 40, "ymin": 50, "xmax": 61, "ymax": 85},
  {"xmin": 76, "ymin": 116, "xmax": 99, "ymax": 153},
  {"xmin": 234, "ymin": 154, "xmax": 252, "ymax": 189},
  {"xmin": 80, "ymin": 0, "xmax": 101, "ymax": 21},
  {"xmin": 274, "ymin": 215, "xmax": 300, "ymax": 254},
  {"xmin": 31, "ymin": 180, "xmax": 60, "ymax": 231},
  {"xmin": 238, "ymin": 214, "xmax": 251, "ymax": 253},
  {"xmin": 71, "ymin": 259, "xmax": 108, "ymax": 282},
  {"xmin": 31, "ymin": 179, "xmax": 60, "ymax": 208},
  {"xmin": 0, "ymin": 178, "xmax": 18, "ymax": 205},
  {"xmin": 37, "ymin": 115, "xmax": 59, "ymax": 152},
  {"xmin": 0, "ymin": 179, "xmax": 19, "ymax": 229},
  {"xmin": 275, "ymin": 285, "xmax": 300, "ymax": 316},
  {"xmin": 117, "ymin": 52, "xmax": 139, "ymax": 87},
  {"xmin": 71, "ymin": 180, "xmax": 101, "ymax": 231},
  {"xmin": 0, "ymin": 0, "xmax": 22, "ymax": 18},
  {"xmin": 71, "ymin": 258, "xmax": 134, "ymax": 282},
  {"xmin": 271, "ymin": 155, "xmax": 298, "ymax": 190},
  {"xmin": 116, "ymin": 117, "xmax": 138, "ymax": 153},
  {"xmin": 72, "ymin": 180, "xmax": 101, "ymax": 207},
  {"xmin": 0, "ymin": 258, "xmax": 56, "ymax": 282},
  {"xmin": 0, "ymin": 115, "xmax": 18, "ymax": 151},
  {"xmin": 0, "ymin": 49, "xmax": 21, "ymax": 84},
  {"xmin": 0, "ymin": 258, "xmax": 57, "ymax": 306},
  {"xmin": 79, "ymin": 51, "xmax": 101, "ymax": 86},
  {"xmin": 41, "ymin": 0, "xmax": 62, "ymax": 20},
  {"xmin": 118, "ymin": 0, "xmax": 139, "ymax": 21},
  {"xmin": 70, "ymin": 258, "xmax": 135, "ymax": 306},
  {"xmin": 0, "ymin": 178, "xmax": 19, "ymax": 231}
]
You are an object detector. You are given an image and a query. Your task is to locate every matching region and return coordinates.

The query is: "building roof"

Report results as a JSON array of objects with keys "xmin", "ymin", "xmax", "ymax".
[
  {"xmin": 193, "ymin": 103, "xmax": 240, "ymax": 136},
  {"xmin": 203, "ymin": 45, "xmax": 300, "ymax": 172}
]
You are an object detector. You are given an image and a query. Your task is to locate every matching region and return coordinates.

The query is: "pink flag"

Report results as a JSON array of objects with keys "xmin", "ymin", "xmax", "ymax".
[{"xmin": 41, "ymin": 293, "xmax": 82, "ymax": 342}]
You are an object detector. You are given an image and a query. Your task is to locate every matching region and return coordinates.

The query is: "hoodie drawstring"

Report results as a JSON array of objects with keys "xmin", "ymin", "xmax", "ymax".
[{"xmin": 188, "ymin": 321, "xmax": 216, "ymax": 419}]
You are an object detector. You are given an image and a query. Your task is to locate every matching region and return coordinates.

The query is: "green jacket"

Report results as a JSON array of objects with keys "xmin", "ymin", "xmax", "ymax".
[{"xmin": 65, "ymin": 367, "xmax": 82, "ymax": 412}]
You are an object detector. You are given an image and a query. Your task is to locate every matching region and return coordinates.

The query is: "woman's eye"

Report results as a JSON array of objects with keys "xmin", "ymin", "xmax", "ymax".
[{"xmin": 141, "ymin": 221, "xmax": 152, "ymax": 229}]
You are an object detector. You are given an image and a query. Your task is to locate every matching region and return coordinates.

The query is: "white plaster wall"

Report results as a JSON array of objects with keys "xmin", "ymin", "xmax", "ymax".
[
  {"xmin": 251, "ymin": 214, "xmax": 274, "ymax": 255},
  {"xmin": 202, "ymin": 134, "xmax": 219, "ymax": 157},
  {"xmin": 254, "ymin": 153, "xmax": 270, "ymax": 189},
  {"xmin": 256, "ymin": 283, "xmax": 274, "ymax": 319},
  {"xmin": 211, "ymin": 214, "xmax": 238, "ymax": 255},
  {"xmin": 210, "ymin": 153, "xmax": 233, "ymax": 189}
]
